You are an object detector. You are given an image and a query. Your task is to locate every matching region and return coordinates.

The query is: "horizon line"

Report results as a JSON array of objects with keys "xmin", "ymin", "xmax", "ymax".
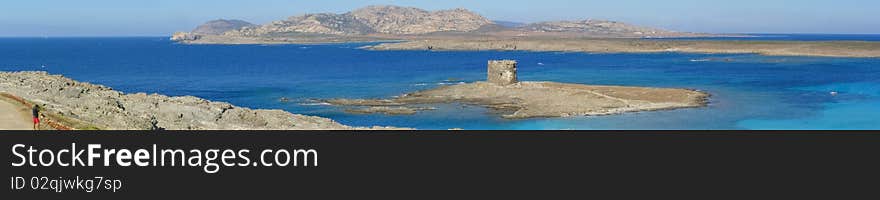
[{"xmin": 3, "ymin": 33, "xmax": 880, "ymax": 38}]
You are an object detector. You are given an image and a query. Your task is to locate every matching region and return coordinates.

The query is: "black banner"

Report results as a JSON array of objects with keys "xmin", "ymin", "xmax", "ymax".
[{"xmin": 2, "ymin": 131, "xmax": 880, "ymax": 198}]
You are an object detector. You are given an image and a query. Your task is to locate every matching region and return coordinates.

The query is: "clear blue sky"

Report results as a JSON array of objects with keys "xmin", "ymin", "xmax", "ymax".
[{"xmin": 2, "ymin": 0, "xmax": 878, "ymax": 36}]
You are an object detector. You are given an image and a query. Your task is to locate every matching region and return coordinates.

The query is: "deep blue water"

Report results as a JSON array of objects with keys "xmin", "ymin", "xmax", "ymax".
[{"xmin": 1, "ymin": 37, "xmax": 878, "ymax": 130}]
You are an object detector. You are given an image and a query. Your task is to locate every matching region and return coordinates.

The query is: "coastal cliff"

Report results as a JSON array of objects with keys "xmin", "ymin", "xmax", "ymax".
[{"xmin": 0, "ymin": 71, "xmax": 404, "ymax": 130}]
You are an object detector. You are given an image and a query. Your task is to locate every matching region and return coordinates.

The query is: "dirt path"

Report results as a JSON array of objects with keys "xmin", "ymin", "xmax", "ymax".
[{"xmin": 0, "ymin": 98, "xmax": 32, "ymax": 130}]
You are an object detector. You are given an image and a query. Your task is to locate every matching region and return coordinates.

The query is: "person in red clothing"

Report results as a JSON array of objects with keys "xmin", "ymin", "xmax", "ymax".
[{"xmin": 32, "ymin": 105, "xmax": 40, "ymax": 130}]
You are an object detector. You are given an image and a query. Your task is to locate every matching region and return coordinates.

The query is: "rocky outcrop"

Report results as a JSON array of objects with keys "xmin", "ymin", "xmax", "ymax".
[
  {"xmin": 224, "ymin": 5, "xmax": 493, "ymax": 37},
  {"xmin": 170, "ymin": 32, "xmax": 201, "ymax": 41},
  {"xmin": 349, "ymin": 6, "xmax": 492, "ymax": 34},
  {"xmin": 192, "ymin": 19, "xmax": 256, "ymax": 35},
  {"xmin": 0, "ymin": 71, "xmax": 405, "ymax": 130},
  {"xmin": 228, "ymin": 13, "xmax": 375, "ymax": 36}
]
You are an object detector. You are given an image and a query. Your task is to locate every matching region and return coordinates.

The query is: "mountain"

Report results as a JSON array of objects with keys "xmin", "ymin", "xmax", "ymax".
[
  {"xmin": 191, "ymin": 19, "xmax": 256, "ymax": 35},
  {"xmin": 349, "ymin": 5, "xmax": 491, "ymax": 34},
  {"xmin": 175, "ymin": 5, "xmax": 705, "ymax": 43},
  {"xmin": 224, "ymin": 5, "xmax": 492, "ymax": 37},
  {"xmin": 229, "ymin": 13, "xmax": 374, "ymax": 36}
]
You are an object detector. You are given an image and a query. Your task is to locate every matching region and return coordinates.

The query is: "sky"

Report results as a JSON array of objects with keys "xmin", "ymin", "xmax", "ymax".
[{"xmin": 1, "ymin": 0, "xmax": 878, "ymax": 36}]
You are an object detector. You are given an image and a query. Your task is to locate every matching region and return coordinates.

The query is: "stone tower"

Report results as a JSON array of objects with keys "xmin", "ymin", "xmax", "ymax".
[{"xmin": 487, "ymin": 60, "xmax": 518, "ymax": 86}]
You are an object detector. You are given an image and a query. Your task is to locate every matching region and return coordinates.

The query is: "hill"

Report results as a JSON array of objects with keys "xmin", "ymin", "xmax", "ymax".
[
  {"xmin": 192, "ymin": 19, "xmax": 256, "ymax": 35},
  {"xmin": 173, "ymin": 5, "xmax": 706, "ymax": 43},
  {"xmin": 224, "ymin": 5, "xmax": 492, "ymax": 36}
]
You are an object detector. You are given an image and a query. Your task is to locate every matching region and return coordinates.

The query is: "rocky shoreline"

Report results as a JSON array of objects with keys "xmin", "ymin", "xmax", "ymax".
[
  {"xmin": 173, "ymin": 33, "xmax": 880, "ymax": 58},
  {"xmin": 323, "ymin": 60, "xmax": 709, "ymax": 119},
  {"xmin": 326, "ymin": 81, "xmax": 709, "ymax": 119},
  {"xmin": 0, "ymin": 71, "xmax": 405, "ymax": 130},
  {"xmin": 367, "ymin": 38, "xmax": 880, "ymax": 58}
]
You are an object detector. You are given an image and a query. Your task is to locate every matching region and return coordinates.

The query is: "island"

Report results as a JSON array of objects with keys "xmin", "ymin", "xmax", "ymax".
[
  {"xmin": 324, "ymin": 60, "xmax": 709, "ymax": 119},
  {"xmin": 170, "ymin": 5, "xmax": 880, "ymax": 58}
]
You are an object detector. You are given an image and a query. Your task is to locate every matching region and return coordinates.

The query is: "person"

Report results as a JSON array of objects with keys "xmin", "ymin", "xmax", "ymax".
[{"xmin": 32, "ymin": 105, "xmax": 40, "ymax": 130}]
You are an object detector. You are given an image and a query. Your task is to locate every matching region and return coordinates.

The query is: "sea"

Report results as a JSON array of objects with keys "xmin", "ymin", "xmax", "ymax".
[{"xmin": 1, "ymin": 34, "xmax": 879, "ymax": 130}]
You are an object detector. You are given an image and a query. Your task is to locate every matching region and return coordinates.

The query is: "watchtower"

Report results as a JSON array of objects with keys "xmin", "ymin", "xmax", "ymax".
[{"xmin": 487, "ymin": 60, "xmax": 517, "ymax": 86}]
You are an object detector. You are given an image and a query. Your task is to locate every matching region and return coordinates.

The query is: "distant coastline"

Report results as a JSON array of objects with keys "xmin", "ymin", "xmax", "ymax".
[
  {"xmin": 166, "ymin": 5, "xmax": 880, "ymax": 58},
  {"xmin": 365, "ymin": 38, "xmax": 880, "ymax": 58},
  {"xmin": 171, "ymin": 29, "xmax": 880, "ymax": 58}
]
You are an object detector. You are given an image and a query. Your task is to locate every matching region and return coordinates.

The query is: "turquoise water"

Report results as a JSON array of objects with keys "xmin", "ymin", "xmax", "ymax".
[
  {"xmin": 738, "ymin": 82, "xmax": 880, "ymax": 129},
  {"xmin": 1, "ymin": 37, "xmax": 878, "ymax": 130}
]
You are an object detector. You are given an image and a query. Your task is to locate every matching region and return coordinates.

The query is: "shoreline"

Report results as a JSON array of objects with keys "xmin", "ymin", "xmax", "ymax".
[
  {"xmin": 172, "ymin": 34, "xmax": 880, "ymax": 58},
  {"xmin": 0, "ymin": 71, "xmax": 408, "ymax": 130},
  {"xmin": 366, "ymin": 38, "xmax": 880, "ymax": 58},
  {"xmin": 325, "ymin": 81, "xmax": 710, "ymax": 119},
  {"xmin": 174, "ymin": 34, "xmax": 402, "ymax": 45}
]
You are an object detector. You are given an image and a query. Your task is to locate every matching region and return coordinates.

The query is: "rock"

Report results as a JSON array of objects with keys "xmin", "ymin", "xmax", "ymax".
[
  {"xmin": 223, "ymin": 5, "xmax": 493, "ymax": 37},
  {"xmin": 0, "ymin": 71, "xmax": 409, "ymax": 130},
  {"xmin": 348, "ymin": 6, "xmax": 492, "ymax": 35},
  {"xmin": 230, "ymin": 13, "xmax": 374, "ymax": 36},
  {"xmin": 170, "ymin": 32, "xmax": 202, "ymax": 41}
]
